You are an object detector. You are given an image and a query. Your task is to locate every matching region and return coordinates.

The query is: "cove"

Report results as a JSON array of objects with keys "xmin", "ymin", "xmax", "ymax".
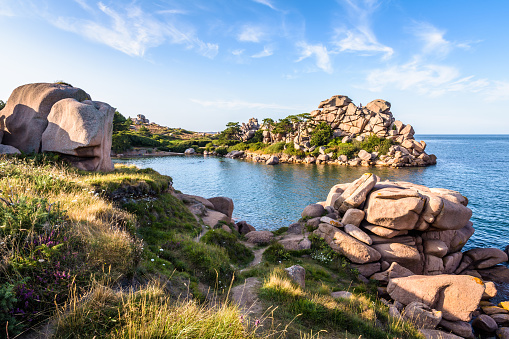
[{"xmin": 114, "ymin": 134, "xmax": 509, "ymax": 251}]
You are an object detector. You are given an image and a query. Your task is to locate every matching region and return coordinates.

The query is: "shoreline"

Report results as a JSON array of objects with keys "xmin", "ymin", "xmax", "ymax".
[{"xmin": 112, "ymin": 148, "xmax": 437, "ymax": 168}]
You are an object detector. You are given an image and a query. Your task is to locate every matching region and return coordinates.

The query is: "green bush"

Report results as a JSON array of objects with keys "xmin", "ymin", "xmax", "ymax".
[
  {"xmin": 0, "ymin": 100, "xmax": 5, "ymax": 111},
  {"xmin": 283, "ymin": 143, "xmax": 305, "ymax": 157},
  {"xmin": 215, "ymin": 147, "xmax": 228, "ymax": 156},
  {"xmin": 263, "ymin": 243, "xmax": 291, "ymax": 263},
  {"xmin": 0, "ymin": 283, "xmax": 20, "ymax": 337},
  {"xmin": 310, "ymin": 122, "xmax": 332, "ymax": 146},
  {"xmin": 264, "ymin": 142, "xmax": 286, "ymax": 154},
  {"xmin": 227, "ymin": 143, "xmax": 249, "ymax": 152},
  {"xmin": 200, "ymin": 229, "xmax": 254, "ymax": 267},
  {"xmin": 248, "ymin": 142, "xmax": 267, "ymax": 151}
]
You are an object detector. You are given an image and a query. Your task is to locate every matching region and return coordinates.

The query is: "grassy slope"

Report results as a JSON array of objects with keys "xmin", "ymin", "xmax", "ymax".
[{"xmin": 0, "ymin": 155, "xmax": 422, "ymax": 339}]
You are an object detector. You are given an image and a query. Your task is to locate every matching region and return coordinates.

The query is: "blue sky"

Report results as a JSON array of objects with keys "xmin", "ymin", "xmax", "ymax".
[{"xmin": 1, "ymin": 0, "xmax": 508, "ymax": 133}]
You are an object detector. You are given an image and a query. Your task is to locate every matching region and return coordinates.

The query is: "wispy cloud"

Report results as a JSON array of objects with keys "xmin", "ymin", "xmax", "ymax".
[
  {"xmin": 238, "ymin": 25, "xmax": 265, "ymax": 43},
  {"xmin": 412, "ymin": 22, "xmax": 476, "ymax": 57},
  {"xmin": 52, "ymin": 2, "xmax": 217, "ymax": 58},
  {"xmin": 252, "ymin": 0, "xmax": 277, "ymax": 11},
  {"xmin": 333, "ymin": 0, "xmax": 393, "ymax": 58},
  {"xmin": 485, "ymin": 81, "xmax": 509, "ymax": 102},
  {"xmin": 0, "ymin": 0, "xmax": 15, "ymax": 16},
  {"xmin": 73, "ymin": 0, "xmax": 94, "ymax": 13},
  {"xmin": 191, "ymin": 99, "xmax": 300, "ymax": 110},
  {"xmin": 296, "ymin": 42, "xmax": 332, "ymax": 73},
  {"xmin": 157, "ymin": 9, "xmax": 188, "ymax": 15},
  {"xmin": 366, "ymin": 57, "xmax": 489, "ymax": 96},
  {"xmin": 232, "ymin": 49, "xmax": 244, "ymax": 56},
  {"xmin": 252, "ymin": 46, "xmax": 273, "ymax": 58}
]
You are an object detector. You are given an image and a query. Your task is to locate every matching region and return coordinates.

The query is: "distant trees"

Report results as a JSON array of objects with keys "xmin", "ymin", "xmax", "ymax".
[
  {"xmin": 310, "ymin": 122, "xmax": 333, "ymax": 146},
  {"xmin": 113, "ymin": 111, "xmax": 132, "ymax": 132},
  {"xmin": 219, "ymin": 122, "xmax": 241, "ymax": 141},
  {"xmin": 138, "ymin": 125, "xmax": 152, "ymax": 137}
]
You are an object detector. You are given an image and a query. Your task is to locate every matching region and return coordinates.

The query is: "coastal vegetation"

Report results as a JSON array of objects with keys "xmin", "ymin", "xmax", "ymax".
[
  {"xmin": 0, "ymin": 154, "xmax": 423, "ymax": 338},
  {"xmin": 110, "ymin": 110, "xmax": 394, "ymax": 162}
]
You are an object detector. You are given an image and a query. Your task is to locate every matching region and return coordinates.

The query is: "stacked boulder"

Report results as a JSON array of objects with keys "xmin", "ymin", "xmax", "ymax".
[
  {"xmin": 0, "ymin": 83, "xmax": 114, "ymax": 172},
  {"xmin": 305, "ymin": 173, "xmax": 509, "ymax": 337},
  {"xmin": 240, "ymin": 118, "xmax": 260, "ymax": 141},
  {"xmin": 241, "ymin": 95, "xmax": 436, "ymax": 167}
]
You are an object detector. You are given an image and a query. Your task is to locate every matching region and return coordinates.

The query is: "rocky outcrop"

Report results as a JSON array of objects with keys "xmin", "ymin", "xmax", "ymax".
[
  {"xmin": 236, "ymin": 95, "xmax": 436, "ymax": 167},
  {"xmin": 240, "ymin": 118, "xmax": 260, "ymax": 141},
  {"xmin": 42, "ymin": 99, "xmax": 114, "ymax": 171},
  {"xmin": 307, "ymin": 173, "xmax": 509, "ymax": 335},
  {"xmin": 0, "ymin": 83, "xmax": 114, "ymax": 172}
]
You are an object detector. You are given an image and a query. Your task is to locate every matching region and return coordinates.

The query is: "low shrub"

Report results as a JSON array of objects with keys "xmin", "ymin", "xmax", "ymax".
[
  {"xmin": 264, "ymin": 142, "xmax": 286, "ymax": 154},
  {"xmin": 201, "ymin": 229, "xmax": 254, "ymax": 267},
  {"xmin": 310, "ymin": 122, "xmax": 332, "ymax": 146},
  {"xmin": 263, "ymin": 243, "xmax": 291, "ymax": 263}
]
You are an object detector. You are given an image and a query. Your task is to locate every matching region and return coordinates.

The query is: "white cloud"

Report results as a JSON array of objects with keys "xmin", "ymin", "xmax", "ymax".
[
  {"xmin": 191, "ymin": 99, "xmax": 300, "ymax": 111},
  {"xmin": 252, "ymin": 0, "xmax": 277, "ymax": 11},
  {"xmin": 333, "ymin": 0, "xmax": 393, "ymax": 58},
  {"xmin": 232, "ymin": 49, "xmax": 244, "ymax": 56},
  {"xmin": 252, "ymin": 46, "xmax": 273, "ymax": 58},
  {"xmin": 412, "ymin": 22, "xmax": 475, "ymax": 57},
  {"xmin": 238, "ymin": 25, "xmax": 265, "ymax": 43},
  {"xmin": 157, "ymin": 9, "xmax": 188, "ymax": 15},
  {"xmin": 366, "ymin": 58, "xmax": 489, "ymax": 96},
  {"xmin": 485, "ymin": 81, "xmax": 509, "ymax": 102},
  {"xmin": 334, "ymin": 29, "xmax": 393, "ymax": 58},
  {"xmin": 296, "ymin": 42, "xmax": 332, "ymax": 73},
  {"xmin": 52, "ymin": 2, "xmax": 217, "ymax": 58}
]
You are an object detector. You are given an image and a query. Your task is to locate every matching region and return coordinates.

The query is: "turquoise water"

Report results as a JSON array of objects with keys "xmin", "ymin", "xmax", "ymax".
[{"xmin": 114, "ymin": 135, "xmax": 509, "ymax": 251}]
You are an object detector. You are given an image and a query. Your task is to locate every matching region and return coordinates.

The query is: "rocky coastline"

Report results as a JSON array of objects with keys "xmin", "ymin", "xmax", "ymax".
[
  {"xmin": 221, "ymin": 95, "xmax": 437, "ymax": 167},
  {"xmin": 174, "ymin": 171, "xmax": 509, "ymax": 338}
]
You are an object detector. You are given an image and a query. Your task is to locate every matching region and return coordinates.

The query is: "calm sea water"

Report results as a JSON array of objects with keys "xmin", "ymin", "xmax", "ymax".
[{"xmin": 114, "ymin": 135, "xmax": 509, "ymax": 252}]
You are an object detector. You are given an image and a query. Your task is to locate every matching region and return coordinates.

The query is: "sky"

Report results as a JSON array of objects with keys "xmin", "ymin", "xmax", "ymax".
[{"xmin": 1, "ymin": 0, "xmax": 508, "ymax": 134}]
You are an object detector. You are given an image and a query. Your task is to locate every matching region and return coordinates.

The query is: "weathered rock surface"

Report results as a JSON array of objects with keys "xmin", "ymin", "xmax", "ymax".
[
  {"xmin": 266, "ymin": 156, "xmax": 279, "ymax": 165},
  {"xmin": 0, "ymin": 144, "xmax": 21, "ymax": 154},
  {"xmin": 302, "ymin": 204, "xmax": 325, "ymax": 218},
  {"xmin": 388, "ymin": 275, "xmax": 485, "ymax": 321},
  {"xmin": 331, "ymin": 291, "xmax": 353, "ymax": 299},
  {"xmin": 236, "ymin": 221, "xmax": 256, "ymax": 234},
  {"xmin": 245, "ymin": 231, "xmax": 274, "ymax": 245},
  {"xmin": 334, "ymin": 173, "xmax": 377, "ymax": 214},
  {"xmin": 208, "ymin": 197, "xmax": 234, "ymax": 219},
  {"xmin": 41, "ymin": 99, "xmax": 114, "ymax": 171},
  {"xmin": 344, "ymin": 224, "xmax": 372, "ymax": 245},
  {"xmin": 403, "ymin": 301, "xmax": 442, "ymax": 329},
  {"xmin": 472, "ymin": 314, "xmax": 498, "ymax": 333},
  {"xmin": 341, "ymin": 208, "xmax": 365, "ymax": 227},
  {"xmin": 372, "ymin": 242, "xmax": 423, "ymax": 274},
  {"xmin": 278, "ymin": 234, "xmax": 311, "ymax": 251},
  {"xmin": 0, "ymin": 83, "xmax": 90, "ymax": 153},
  {"xmin": 285, "ymin": 265, "xmax": 305, "ymax": 288},
  {"xmin": 313, "ymin": 224, "xmax": 381, "ymax": 264},
  {"xmin": 439, "ymin": 319, "xmax": 474, "ymax": 338},
  {"xmin": 419, "ymin": 329, "xmax": 463, "ymax": 339}
]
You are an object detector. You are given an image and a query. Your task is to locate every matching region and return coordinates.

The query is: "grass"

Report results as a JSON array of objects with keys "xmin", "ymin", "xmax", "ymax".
[
  {"xmin": 259, "ymin": 267, "xmax": 422, "ymax": 339},
  {"xmin": 53, "ymin": 282, "xmax": 255, "ymax": 339},
  {"xmin": 0, "ymin": 154, "xmax": 423, "ymax": 338},
  {"xmin": 201, "ymin": 229, "xmax": 254, "ymax": 267}
]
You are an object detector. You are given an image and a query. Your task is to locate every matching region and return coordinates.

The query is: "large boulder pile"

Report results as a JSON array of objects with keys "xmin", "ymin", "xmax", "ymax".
[
  {"xmin": 0, "ymin": 83, "xmax": 114, "ymax": 172},
  {"xmin": 240, "ymin": 118, "xmax": 260, "ymax": 141},
  {"xmin": 292, "ymin": 173, "xmax": 509, "ymax": 337},
  {"xmin": 239, "ymin": 95, "xmax": 436, "ymax": 167}
]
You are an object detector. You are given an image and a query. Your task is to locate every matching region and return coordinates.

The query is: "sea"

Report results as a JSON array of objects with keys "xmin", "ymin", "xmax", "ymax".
[{"xmin": 114, "ymin": 135, "xmax": 509, "ymax": 252}]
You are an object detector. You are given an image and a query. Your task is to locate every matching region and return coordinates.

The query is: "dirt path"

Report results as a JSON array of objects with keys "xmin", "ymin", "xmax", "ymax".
[{"xmin": 240, "ymin": 241, "xmax": 267, "ymax": 271}]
